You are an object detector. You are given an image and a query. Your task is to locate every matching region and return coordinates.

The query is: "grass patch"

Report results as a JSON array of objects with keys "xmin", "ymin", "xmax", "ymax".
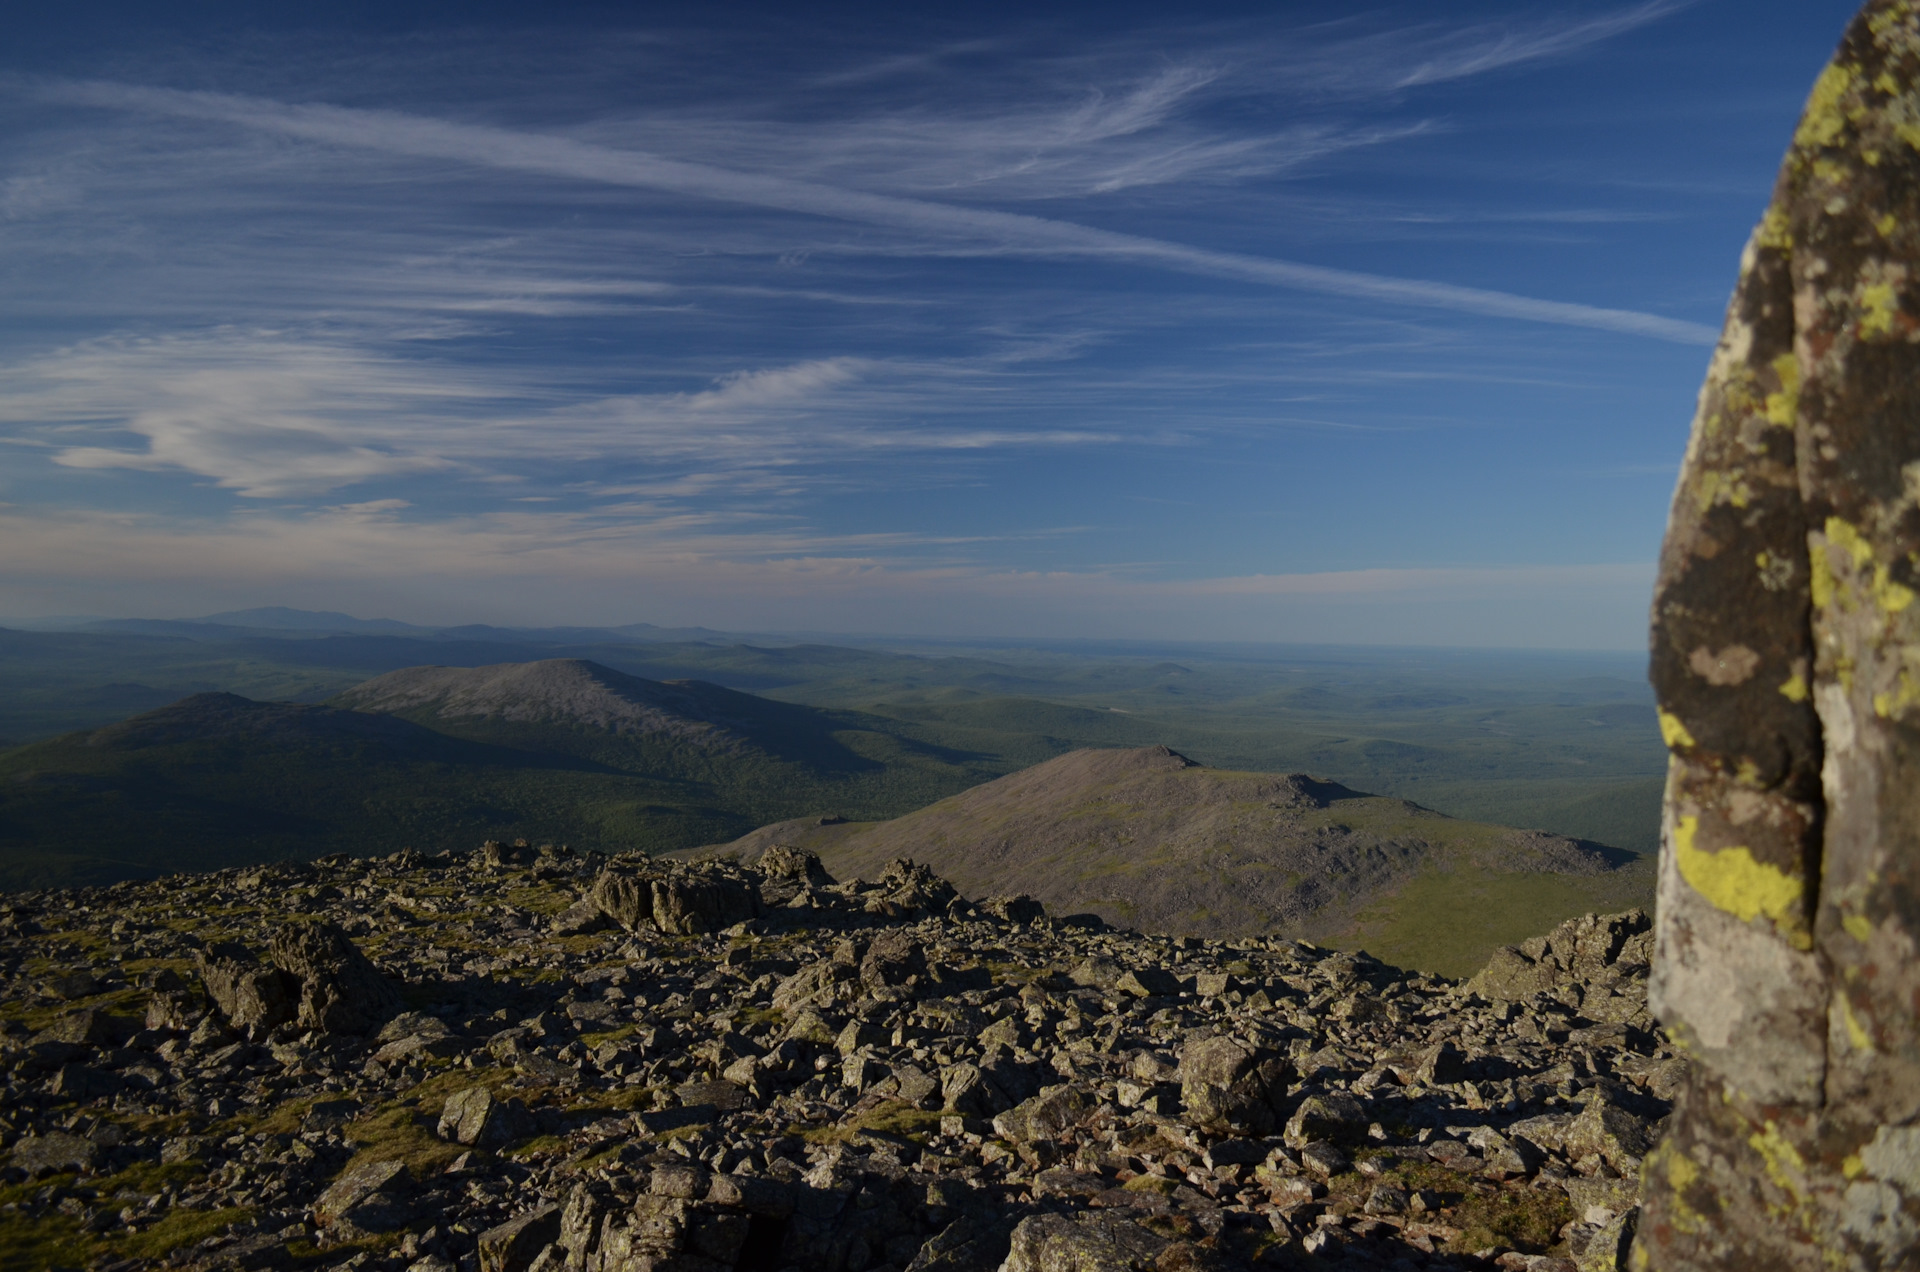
[
  {"xmin": 1450, "ymin": 1184, "xmax": 1574, "ymax": 1254},
  {"xmin": 794, "ymin": 1100, "xmax": 948, "ymax": 1147},
  {"xmin": 1335, "ymin": 863, "xmax": 1655, "ymax": 978}
]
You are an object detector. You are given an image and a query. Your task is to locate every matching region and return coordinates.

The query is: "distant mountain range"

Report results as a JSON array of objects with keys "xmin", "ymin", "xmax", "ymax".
[
  {"xmin": 0, "ymin": 658, "xmax": 1004, "ymax": 891},
  {"xmin": 59, "ymin": 606, "xmax": 738, "ymax": 645},
  {"xmin": 696, "ymin": 744, "xmax": 1652, "ymax": 976}
]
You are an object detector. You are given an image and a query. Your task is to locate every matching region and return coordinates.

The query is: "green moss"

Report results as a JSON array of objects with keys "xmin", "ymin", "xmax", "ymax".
[{"xmin": 1450, "ymin": 1184, "xmax": 1574, "ymax": 1254}]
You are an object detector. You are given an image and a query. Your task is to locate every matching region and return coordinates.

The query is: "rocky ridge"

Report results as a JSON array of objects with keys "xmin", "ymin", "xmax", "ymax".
[{"xmin": 0, "ymin": 845, "xmax": 1679, "ymax": 1272}]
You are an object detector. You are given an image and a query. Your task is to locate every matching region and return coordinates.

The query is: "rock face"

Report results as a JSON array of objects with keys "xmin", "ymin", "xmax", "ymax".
[{"xmin": 1641, "ymin": 4, "xmax": 1920, "ymax": 1267}]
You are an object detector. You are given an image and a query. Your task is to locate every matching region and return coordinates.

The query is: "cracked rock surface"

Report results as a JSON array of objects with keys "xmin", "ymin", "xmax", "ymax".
[{"xmin": 0, "ymin": 843, "xmax": 1673, "ymax": 1272}]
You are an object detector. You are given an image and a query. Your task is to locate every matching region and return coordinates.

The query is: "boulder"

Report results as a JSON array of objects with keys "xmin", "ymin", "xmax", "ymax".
[
  {"xmin": 1116, "ymin": 967, "xmax": 1180, "ymax": 998},
  {"xmin": 941, "ymin": 1062, "xmax": 1011, "ymax": 1116},
  {"xmin": 650, "ymin": 876, "xmax": 756, "ymax": 935},
  {"xmin": 992, "ymin": 1085, "xmax": 1092, "ymax": 1142},
  {"xmin": 877, "ymin": 857, "xmax": 957, "ymax": 912},
  {"xmin": 980, "ymin": 895, "xmax": 1045, "ymax": 924},
  {"xmin": 1563, "ymin": 1096, "xmax": 1653, "ymax": 1171},
  {"xmin": 477, "ymin": 1203, "xmax": 561, "ymax": 1272},
  {"xmin": 1178, "ymin": 1034, "xmax": 1290, "ymax": 1134},
  {"xmin": 438, "ymin": 1087, "xmax": 534, "ymax": 1148},
  {"xmin": 195, "ymin": 941, "xmax": 299, "ymax": 1036},
  {"xmin": 758, "ymin": 844, "xmax": 834, "ymax": 886},
  {"xmin": 999, "ymin": 1211, "xmax": 1169, "ymax": 1272},
  {"xmin": 860, "ymin": 928, "xmax": 927, "ymax": 992},
  {"xmin": 587, "ymin": 868, "xmax": 652, "ymax": 931},
  {"xmin": 10, "ymin": 1132, "xmax": 98, "ymax": 1177},
  {"xmin": 1283, "ymin": 1091, "xmax": 1369, "ymax": 1147},
  {"xmin": 314, "ymin": 1159, "xmax": 416, "ymax": 1236},
  {"xmin": 270, "ymin": 920, "xmax": 403, "ymax": 1035}
]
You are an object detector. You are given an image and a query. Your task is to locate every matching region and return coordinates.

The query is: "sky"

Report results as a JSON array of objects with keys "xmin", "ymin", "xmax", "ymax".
[{"xmin": 0, "ymin": 0, "xmax": 1863, "ymax": 647}]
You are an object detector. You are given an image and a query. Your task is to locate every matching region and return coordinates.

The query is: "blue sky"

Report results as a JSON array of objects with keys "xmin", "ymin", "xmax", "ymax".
[{"xmin": 0, "ymin": 1, "xmax": 1859, "ymax": 646}]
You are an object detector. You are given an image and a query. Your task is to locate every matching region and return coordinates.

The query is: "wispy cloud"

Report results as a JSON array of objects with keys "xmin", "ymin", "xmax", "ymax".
[
  {"xmin": 0, "ymin": 330, "xmax": 1131, "ymax": 496},
  {"xmin": 42, "ymin": 80, "xmax": 1715, "ymax": 344}
]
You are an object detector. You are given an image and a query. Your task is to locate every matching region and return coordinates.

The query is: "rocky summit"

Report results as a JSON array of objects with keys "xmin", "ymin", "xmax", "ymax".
[{"xmin": 0, "ymin": 843, "xmax": 1677, "ymax": 1272}]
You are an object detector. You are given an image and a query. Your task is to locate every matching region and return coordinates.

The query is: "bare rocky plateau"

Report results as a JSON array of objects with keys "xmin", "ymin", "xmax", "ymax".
[{"xmin": 0, "ymin": 841, "xmax": 1673, "ymax": 1272}]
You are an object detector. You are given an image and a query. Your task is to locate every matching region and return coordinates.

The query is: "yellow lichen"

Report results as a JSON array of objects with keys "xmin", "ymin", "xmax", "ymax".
[
  {"xmin": 1839, "ymin": 993, "xmax": 1875, "ymax": 1053},
  {"xmin": 1659, "ymin": 709, "xmax": 1696, "ymax": 750},
  {"xmin": 1797, "ymin": 63, "xmax": 1858, "ymax": 150},
  {"xmin": 1877, "ymin": 212, "xmax": 1900, "ymax": 238},
  {"xmin": 1672, "ymin": 815, "xmax": 1809, "ymax": 947},
  {"xmin": 1844, "ymin": 1153, "xmax": 1866, "ymax": 1179},
  {"xmin": 1873, "ymin": 669, "xmax": 1920, "ymax": 717},
  {"xmin": 1810, "ymin": 538, "xmax": 1837, "ymax": 611},
  {"xmin": 1748, "ymin": 1121, "xmax": 1808, "ymax": 1201},
  {"xmin": 1860, "ymin": 281, "xmax": 1901, "ymax": 338},
  {"xmin": 1816, "ymin": 518, "xmax": 1914, "ymax": 615},
  {"xmin": 1843, "ymin": 912, "xmax": 1875, "ymax": 943},
  {"xmin": 1765, "ymin": 352, "xmax": 1801, "ymax": 425},
  {"xmin": 1756, "ymin": 205, "xmax": 1793, "ymax": 250},
  {"xmin": 1779, "ymin": 673, "xmax": 1810, "ymax": 702}
]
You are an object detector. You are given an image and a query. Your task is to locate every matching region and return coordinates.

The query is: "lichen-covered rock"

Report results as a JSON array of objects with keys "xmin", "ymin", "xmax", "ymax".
[
  {"xmin": 1177, "ymin": 1034, "xmax": 1289, "ymax": 1134},
  {"xmin": 992, "ymin": 1085, "xmax": 1092, "ymax": 1142},
  {"xmin": 1639, "ymin": 5, "xmax": 1920, "ymax": 1267},
  {"xmin": 269, "ymin": 919, "xmax": 403, "ymax": 1035}
]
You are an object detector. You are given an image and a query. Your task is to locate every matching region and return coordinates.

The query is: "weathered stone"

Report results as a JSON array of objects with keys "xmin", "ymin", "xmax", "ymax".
[
  {"xmin": 758, "ymin": 843, "xmax": 834, "ymax": 886},
  {"xmin": 10, "ymin": 1132, "xmax": 98, "ymax": 1176},
  {"xmin": 1283, "ymin": 1091, "xmax": 1368, "ymax": 1148},
  {"xmin": 195, "ymin": 941, "xmax": 299, "ymax": 1036},
  {"xmin": 651, "ymin": 875, "xmax": 757, "ymax": 934},
  {"xmin": 1638, "ymin": 9, "xmax": 1920, "ymax": 1267},
  {"xmin": 1177, "ymin": 1034, "xmax": 1289, "ymax": 1134},
  {"xmin": 1562, "ymin": 1097, "xmax": 1652, "ymax": 1171},
  {"xmin": 1115, "ymin": 967, "xmax": 1180, "ymax": 998},
  {"xmin": 270, "ymin": 919, "xmax": 403, "ymax": 1035},
  {"xmin": 437, "ymin": 1087, "xmax": 533, "ymax": 1148},
  {"xmin": 999, "ymin": 1211, "xmax": 1168, "ymax": 1272},
  {"xmin": 549, "ymin": 895, "xmax": 608, "ymax": 936},
  {"xmin": 314, "ymin": 1159, "xmax": 415, "ymax": 1236},
  {"xmin": 588, "ymin": 868, "xmax": 652, "ymax": 931},
  {"xmin": 477, "ymin": 1203, "xmax": 561, "ymax": 1272},
  {"xmin": 980, "ymin": 895, "xmax": 1046, "ymax": 924},
  {"xmin": 941, "ymin": 1062, "xmax": 1011, "ymax": 1116},
  {"xmin": 992, "ymin": 1085, "xmax": 1092, "ymax": 1142},
  {"xmin": 860, "ymin": 928, "xmax": 927, "ymax": 992}
]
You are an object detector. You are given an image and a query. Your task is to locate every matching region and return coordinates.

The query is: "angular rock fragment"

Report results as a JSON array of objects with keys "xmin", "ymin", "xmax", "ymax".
[
  {"xmin": 314, "ymin": 1159, "xmax": 416, "ymax": 1236},
  {"xmin": 196, "ymin": 941, "xmax": 299, "ymax": 1036},
  {"xmin": 1178, "ymin": 1033, "xmax": 1289, "ymax": 1133},
  {"xmin": 270, "ymin": 919, "xmax": 403, "ymax": 1034},
  {"xmin": 438, "ymin": 1087, "xmax": 534, "ymax": 1148}
]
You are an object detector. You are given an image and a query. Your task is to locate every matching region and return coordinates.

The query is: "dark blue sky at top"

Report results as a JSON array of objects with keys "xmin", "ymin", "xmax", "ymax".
[{"xmin": 0, "ymin": 1, "xmax": 1862, "ymax": 645}]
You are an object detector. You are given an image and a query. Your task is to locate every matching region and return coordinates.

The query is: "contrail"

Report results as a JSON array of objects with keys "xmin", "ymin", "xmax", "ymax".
[{"xmin": 52, "ymin": 80, "xmax": 1719, "ymax": 346}]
